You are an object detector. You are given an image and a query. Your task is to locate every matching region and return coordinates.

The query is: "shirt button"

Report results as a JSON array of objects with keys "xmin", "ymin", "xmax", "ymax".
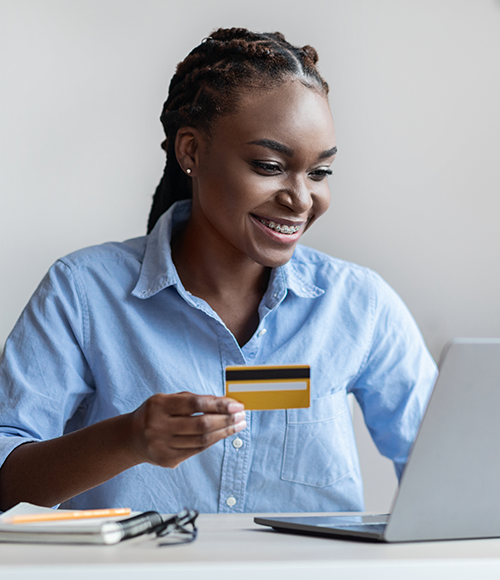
[
  {"xmin": 226, "ymin": 496, "xmax": 237, "ymax": 507},
  {"xmin": 273, "ymin": 293, "xmax": 278, "ymax": 298},
  {"xmin": 257, "ymin": 328, "xmax": 267, "ymax": 337},
  {"xmin": 232, "ymin": 437, "xmax": 243, "ymax": 449}
]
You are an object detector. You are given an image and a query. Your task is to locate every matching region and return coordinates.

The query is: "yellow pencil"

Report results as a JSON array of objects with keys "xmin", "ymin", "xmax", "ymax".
[{"xmin": 6, "ymin": 508, "xmax": 131, "ymax": 524}]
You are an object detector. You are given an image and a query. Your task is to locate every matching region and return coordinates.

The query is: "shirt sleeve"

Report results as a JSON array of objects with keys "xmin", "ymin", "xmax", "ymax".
[
  {"xmin": 349, "ymin": 270, "xmax": 438, "ymax": 480},
  {"xmin": 0, "ymin": 260, "xmax": 95, "ymax": 468}
]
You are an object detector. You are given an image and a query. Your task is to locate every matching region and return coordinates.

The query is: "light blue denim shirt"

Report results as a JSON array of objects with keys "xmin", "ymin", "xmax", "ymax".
[{"xmin": 0, "ymin": 201, "xmax": 437, "ymax": 513}]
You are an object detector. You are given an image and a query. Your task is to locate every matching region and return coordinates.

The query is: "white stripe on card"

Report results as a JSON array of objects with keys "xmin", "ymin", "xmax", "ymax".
[{"xmin": 227, "ymin": 381, "xmax": 308, "ymax": 393}]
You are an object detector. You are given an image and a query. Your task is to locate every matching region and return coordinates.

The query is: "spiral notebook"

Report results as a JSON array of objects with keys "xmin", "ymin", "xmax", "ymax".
[{"xmin": 0, "ymin": 503, "xmax": 163, "ymax": 544}]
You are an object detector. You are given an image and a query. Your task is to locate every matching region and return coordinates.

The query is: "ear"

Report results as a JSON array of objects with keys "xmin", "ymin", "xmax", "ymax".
[{"xmin": 175, "ymin": 127, "xmax": 204, "ymax": 177}]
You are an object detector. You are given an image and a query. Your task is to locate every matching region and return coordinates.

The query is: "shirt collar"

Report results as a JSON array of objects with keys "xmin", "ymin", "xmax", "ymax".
[
  {"xmin": 275, "ymin": 259, "xmax": 325, "ymax": 300},
  {"xmin": 132, "ymin": 200, "xmax": 190, "ymax": 299},
  {"xmin": 132, "ymin": 200, "xmax": 324, "ymax": 301}
]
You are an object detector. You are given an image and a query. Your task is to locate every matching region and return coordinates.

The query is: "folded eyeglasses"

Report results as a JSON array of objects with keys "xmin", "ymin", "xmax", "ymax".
[{"xmin": 152, "ymin": 508, "xmax": 199, "ymax": 546}]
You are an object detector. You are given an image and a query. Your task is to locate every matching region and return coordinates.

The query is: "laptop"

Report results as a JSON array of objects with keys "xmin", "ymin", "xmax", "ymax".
[{"xmin": 255, "ymin": 338, "xmax": 500, "ymax": 542}]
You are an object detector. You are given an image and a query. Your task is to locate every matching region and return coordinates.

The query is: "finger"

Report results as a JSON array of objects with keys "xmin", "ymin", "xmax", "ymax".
[
  {"xmin": 167, "ymin": 411, "xmax": 246, "ymax": 435},
  {"xmin": 170, "ymin": 418, "xmax": 247, "ymax": 449},
  {"xmin": 167, "ymin": 393, "xmax": 244, "ymax": 416}
]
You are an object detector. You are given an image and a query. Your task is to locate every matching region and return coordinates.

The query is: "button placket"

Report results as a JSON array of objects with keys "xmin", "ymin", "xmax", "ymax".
[{"xmin": 217, "ymin": 412, "xmax": 251, "ymax": 512}]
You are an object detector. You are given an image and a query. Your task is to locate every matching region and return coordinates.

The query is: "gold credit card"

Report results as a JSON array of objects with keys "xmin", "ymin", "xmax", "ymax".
[{"xmin": 225, "ymin": 365, "xmax": 310, "ymax": 410}]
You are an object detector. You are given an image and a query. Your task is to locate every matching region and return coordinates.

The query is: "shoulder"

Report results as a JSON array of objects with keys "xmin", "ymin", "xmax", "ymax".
[
  {"xmin": 57, "ymin": 235, "xmax": 147, "ymax": 273},
  {"xmin": 40, "ymin": 235, "xmax": 148, "ymax": 301},
  {"xmin": 290, "ymin": 244, "xmax": 411, "ymax": 322},
  {"xmin": 291, "ymin": 244, "xmax": 386, "ymax": 293}
]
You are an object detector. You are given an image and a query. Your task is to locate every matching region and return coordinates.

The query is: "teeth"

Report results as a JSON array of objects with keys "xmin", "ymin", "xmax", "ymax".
[{"xmin": 259, "ymin": 219, "xmax": 301, "ymax": 235}]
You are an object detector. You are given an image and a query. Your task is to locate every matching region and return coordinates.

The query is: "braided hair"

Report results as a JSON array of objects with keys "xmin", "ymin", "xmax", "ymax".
[{"xmin": 147, "ymin": 27, "xmax": 329, "ymax": 233}]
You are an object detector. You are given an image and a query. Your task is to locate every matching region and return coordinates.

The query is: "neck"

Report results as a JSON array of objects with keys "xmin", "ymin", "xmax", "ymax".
[
  {"xmin": 171, "ymin": 219, "xmax": 271, "ymax": 303},
  {"xmin": 171, "ymin": 217, "xmax": 271, "ymax": 346}
]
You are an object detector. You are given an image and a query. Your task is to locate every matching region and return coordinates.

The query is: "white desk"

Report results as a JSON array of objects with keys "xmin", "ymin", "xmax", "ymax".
[{"xmin": 1, "ymin": 513, "xmax": 500, "ymax": 580}]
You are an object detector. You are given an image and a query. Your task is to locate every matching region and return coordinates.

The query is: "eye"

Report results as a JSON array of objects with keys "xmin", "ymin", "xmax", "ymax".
[
  {"xmin": 251, "ymin": 161, "xmax": 282, "ymax": 175},
  {"xmin": 309, "ymin": 168, "xmax": 333, "ymax": 181}
]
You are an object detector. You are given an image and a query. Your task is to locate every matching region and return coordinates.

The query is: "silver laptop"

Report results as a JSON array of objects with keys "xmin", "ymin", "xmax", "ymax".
[{"xmin": 255, "ymin": 338, "xmax": 500, "ymax": 542}]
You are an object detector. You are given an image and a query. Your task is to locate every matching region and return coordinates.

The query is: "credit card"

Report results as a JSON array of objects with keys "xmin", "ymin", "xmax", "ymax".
[{"xmin": 225, "ymin": 365, "xmax": 310, "ymax": 410}]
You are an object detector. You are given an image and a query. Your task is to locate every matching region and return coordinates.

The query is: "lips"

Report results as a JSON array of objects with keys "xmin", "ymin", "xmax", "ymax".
[{"xmin": 252, "ymin": 215, "xmax": 304, "ymax": 236}]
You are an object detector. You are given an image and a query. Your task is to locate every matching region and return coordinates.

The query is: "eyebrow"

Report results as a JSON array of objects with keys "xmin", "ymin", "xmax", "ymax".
[
  {"xmin": 318, "ymin": 146, "xmax": 338, "ymax": 159},
  {"xmin": 247, "ymin": 139, "xmax": 337, "ymax": 160},
  {"xmin": 247, "ymin": 139, "xmax": 294, "ymax": 157}
]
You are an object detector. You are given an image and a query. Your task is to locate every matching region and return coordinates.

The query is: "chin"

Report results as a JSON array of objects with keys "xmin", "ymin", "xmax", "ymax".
[{"xmin": 252, "ymin": 248, "xmax": 297, "ymax": 269}]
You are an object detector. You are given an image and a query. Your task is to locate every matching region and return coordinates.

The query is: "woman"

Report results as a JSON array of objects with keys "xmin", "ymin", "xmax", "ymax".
[{"xmin": 0, "ymin": 28, "xmax": 436, "ymax": 513}]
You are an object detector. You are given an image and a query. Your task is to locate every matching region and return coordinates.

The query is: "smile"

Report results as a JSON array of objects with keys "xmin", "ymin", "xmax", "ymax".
[{"xmin": 258, "ymin": 218, "xmax": 302, "ymax": 235}]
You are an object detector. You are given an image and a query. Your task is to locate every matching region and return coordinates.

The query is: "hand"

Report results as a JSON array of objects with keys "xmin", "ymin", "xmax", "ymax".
[{"xmin": 128, "ymin": 392, "xmax": 246, "ymax": 468}]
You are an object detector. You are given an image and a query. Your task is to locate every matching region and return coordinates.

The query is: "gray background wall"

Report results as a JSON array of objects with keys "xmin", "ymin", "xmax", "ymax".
[{"xmin": 1, "ymin": 0, "xmax": 500, "ymax": 512}]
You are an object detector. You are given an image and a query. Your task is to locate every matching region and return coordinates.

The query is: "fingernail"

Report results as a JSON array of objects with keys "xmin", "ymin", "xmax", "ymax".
[
  {"xmin": 228, "ymin": 402, "xmax": 244, "ymax": 413},
  {"xmin": 234, "ymin": 411, "xmax": 246, "ymax": 423},
  {"xmin": 235, "ymin": 420, "xmax": 247, "ymax": 433}
]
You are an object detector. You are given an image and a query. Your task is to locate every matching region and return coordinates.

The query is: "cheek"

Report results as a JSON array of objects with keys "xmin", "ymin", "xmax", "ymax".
[
  {"xmin": 203, "ymin": 166, "xmax": 272, "ymax": 215},
  {"xmin": 315, "ymin": 184, "xmax": 331, "ymax": 218}
]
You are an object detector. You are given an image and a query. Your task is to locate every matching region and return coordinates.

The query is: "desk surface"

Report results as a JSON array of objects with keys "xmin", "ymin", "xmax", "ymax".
[{"xmin": 1, "ymin": 513, "xmax": 500, "ymax": 580}]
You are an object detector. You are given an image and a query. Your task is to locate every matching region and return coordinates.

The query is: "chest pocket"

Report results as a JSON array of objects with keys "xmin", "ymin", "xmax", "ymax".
[{"xmin": 281, "ymin": 390, "xmax": 355, "ymax": 488}]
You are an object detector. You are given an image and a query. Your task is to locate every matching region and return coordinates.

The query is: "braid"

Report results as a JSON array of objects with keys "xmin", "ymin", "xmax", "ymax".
[{"xmin": 147, "ymin": 27, "xmax": 329, "ymax": 233}]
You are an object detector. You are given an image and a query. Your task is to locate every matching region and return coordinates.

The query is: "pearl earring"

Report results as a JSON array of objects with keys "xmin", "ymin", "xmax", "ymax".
[{"xmin": 186, "ymin": 168, "xmax": 192, "ymax": 175}]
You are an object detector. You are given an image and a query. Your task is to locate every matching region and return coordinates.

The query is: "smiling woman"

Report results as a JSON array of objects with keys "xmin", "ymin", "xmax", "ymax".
[{"xmin": 0, "ymin": 28, "xmax": 437, "ymax": 514}]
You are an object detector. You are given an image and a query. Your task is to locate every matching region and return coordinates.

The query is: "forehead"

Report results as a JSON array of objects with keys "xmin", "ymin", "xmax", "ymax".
[{"xmin": 211, "ymin": 80, "xmax": 336, "ymax": 151}]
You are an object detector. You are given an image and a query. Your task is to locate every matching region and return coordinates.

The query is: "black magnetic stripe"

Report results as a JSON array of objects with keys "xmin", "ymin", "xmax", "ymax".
[{"xmin": 226, "ymin": 368, "xmax": 310, "ymax": 381}]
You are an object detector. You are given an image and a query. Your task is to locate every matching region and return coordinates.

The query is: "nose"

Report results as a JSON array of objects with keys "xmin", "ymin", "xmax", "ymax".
[{"xmin": 276, "ymin": 174, "xmax": 313, "ymax": 214}]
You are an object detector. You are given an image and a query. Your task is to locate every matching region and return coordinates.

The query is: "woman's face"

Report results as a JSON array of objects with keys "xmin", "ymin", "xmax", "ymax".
[{"xmin": 186, "ymin": 79, "xmax": 336, "ymax": 268}]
